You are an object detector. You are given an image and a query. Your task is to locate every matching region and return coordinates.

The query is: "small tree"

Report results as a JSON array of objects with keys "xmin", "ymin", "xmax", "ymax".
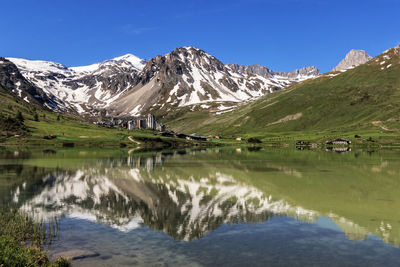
[
  {"xmin": 57, "ymin": 115, "xmax": 61, "ymax": 121},
  {"xmin": 16, "ymin": 111, "xmax": 24, "ymax": 123},
  {"xmin": 33, "ymin": 113, "xmax": 39, "ymax": 122}
]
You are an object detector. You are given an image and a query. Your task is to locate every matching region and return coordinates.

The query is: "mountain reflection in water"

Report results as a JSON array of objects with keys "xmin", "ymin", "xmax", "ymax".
[{"xmin": 2, "ymin": 148, "xmax": 400, "ymax": 246}]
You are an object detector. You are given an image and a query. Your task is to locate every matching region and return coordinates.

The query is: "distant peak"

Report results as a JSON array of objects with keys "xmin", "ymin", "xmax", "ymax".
[
  {"xmin": 347, "ymin": 49, "xmax": 369, "ymax": 56},
  {"xmin": 112, "ymin": 53, "xmax": 146, "ymax": 66},
  {"xmin": 71, "ymin": 53, "xmax": 146, "ymax": 73},
  {"xmin": 332, "ymin": 49, "xmax": 372, "ymax": 72},
  {"xmin": 181, "ymin": 46, "xmax": 200, "ymax": 50},
  {"xmin": 171, "ymin": 46, "xmax": 207, "ymax": 55},
  {"xmin": 113, "ymin": 53, "xmax": 141, "ymax": 62}
]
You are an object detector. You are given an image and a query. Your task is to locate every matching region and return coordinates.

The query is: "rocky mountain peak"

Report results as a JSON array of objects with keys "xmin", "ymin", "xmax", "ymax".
[
  {"xmin": 332, "ymin": 49, "xmax": 372, "ymax": 72},
  {"xmin": 141, "ymin": 46, "xmax": 225, "ymax": 83},
  {"xmin": 227, "ymin": 63, "xmax": 320, "ymax": 81},
  {"xmin": 280, "ymin": 66, "xmax": 320, "ymax": 79},
  {"xmin": 170, "ymin": 46, "xmax": 225, "ymax": 70},
  {"xmin": 226, "ymin": 64, "xmax": 275, "ymax": 78}
]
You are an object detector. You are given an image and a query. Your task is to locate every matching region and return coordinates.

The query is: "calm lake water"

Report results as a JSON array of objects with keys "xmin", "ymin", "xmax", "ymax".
[{"xmin": 1, "ymin": 147, "xmax": 400, "ymax": 266}]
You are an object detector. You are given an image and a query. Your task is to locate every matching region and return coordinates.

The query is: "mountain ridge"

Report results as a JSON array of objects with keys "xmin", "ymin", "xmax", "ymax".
[{"xmin": 4, "ymin": 46, "xmax": 320, "ymax": 117}]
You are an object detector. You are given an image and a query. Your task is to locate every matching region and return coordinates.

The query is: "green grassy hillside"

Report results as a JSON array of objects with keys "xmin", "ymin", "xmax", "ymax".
[
  {"xmin": 165, "ymin": 45, "xmax": 400, "ymax": 144},
  {"xmin": 0, "ymin": 86, "xmax": 203, "ymax": 148}
]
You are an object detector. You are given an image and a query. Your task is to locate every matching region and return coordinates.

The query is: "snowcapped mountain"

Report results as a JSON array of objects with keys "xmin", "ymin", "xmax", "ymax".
[
  {"xmin": 332, "ymin": 49, "xmax": 372, "ymax": 72},
  {"xmin": 70, "ymin": 54, "xmax": 145, "ymax": 74},
  {"xmin": 0, "ymin": 57, "xmax": 65, "ymax": 110},
  {"xmin": 109, "ymin": 47, "xmax": 320, "ymax": 116},
  {"xmin": 7, "ymin": 54, "xmax": 146, "ymax": 113},
  {"xmin": 4, "ymin": 47, "xmax": 320, "ymax": 116}
]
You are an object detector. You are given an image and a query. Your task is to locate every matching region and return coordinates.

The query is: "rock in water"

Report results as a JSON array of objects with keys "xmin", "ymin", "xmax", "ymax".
[{"xmin": 52, "ymin": 249, "xmax": 100, "ymax": 260}]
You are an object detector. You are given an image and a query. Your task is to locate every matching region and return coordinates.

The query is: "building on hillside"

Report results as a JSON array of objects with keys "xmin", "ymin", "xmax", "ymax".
[
  {"xmin": 137, "ymin": 118, "xmax": 146, "ymax": 129},
  {"xmin": 325, "ymin": 138, "xmax": 351, "ymax": 145},
  {"xmin": 127, "ymin": 120, "xmax": 137, "ymax": 130},
  {"xmin": 98, "ymin": 114, "xmax": 166, "ymax": 131},
  {"xmin": 147, "ymin": 114, "xmax": 156, "ymax": 130},
  {"xmin": 155, "ymin": 122, "xmax": 166, "ymax": 132}
]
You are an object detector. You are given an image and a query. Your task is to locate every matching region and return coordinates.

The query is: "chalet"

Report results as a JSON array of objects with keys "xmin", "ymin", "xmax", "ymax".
[
  {"xmin": 236, "ymin": 137, "xmax": 243, "ymax": 141},
  {"xmin": 325, "ymin": 138, "xmax": 351, "ymax": 145}
]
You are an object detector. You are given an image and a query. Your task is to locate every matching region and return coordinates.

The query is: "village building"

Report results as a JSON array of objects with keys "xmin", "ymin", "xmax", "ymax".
[
  {"xmin": 325, "ymin": 138, "xmax": 351, "ymax": 145},
  {"xmin": 127, "ymin": 120, "xmax": 137, "ymax": 130},
  {"xmin": 98, "ymin": 113, "xmax": 168, "ymax": 133},
  {"xmin": 147, "ymin": 114, "xmax": 156, "ymax": 130},
  {"xmin": 136, "ymin": 118, "xmax": 146, "ymax": 129},
  {"xmin": 155, "ymin": 122, "xmax": 166, "ymax": 132}
]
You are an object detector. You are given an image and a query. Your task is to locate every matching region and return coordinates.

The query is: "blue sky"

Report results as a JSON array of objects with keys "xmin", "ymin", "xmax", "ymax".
[{"xmin": 1, "ymin": 0, "xmax": 399, "ymax": 73}]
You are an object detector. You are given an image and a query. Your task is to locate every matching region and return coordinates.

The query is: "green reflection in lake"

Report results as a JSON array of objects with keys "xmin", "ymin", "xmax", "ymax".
[{"xmin": 1, "ymin": 147, "xmax": 400, "ymax": 264}]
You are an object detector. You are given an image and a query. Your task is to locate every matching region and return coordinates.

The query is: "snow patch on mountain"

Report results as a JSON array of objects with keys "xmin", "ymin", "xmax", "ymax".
[
  {"xmin": 71, "ymin": 54, "xmax": 146, "ymax": 73},
  {"xmin": 7, "ymin": 53, "xmax": 146, "ymax": 113}
]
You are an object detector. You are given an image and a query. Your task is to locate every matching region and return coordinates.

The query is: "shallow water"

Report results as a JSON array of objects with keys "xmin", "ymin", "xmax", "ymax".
[{"xmin": 1, "ymin": 147, "xmax": 400, "ymax": 266}]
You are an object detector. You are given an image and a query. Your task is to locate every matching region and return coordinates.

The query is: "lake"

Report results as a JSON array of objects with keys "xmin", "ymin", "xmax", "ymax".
[{"xmin": 1, "ymin": 147, "xmax": 400, "ymax": 266}]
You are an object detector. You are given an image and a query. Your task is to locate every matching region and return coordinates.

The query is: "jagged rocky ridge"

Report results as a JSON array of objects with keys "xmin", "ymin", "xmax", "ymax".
[
  {"xmin": 4, "ymin": 47, "xmax": 320, "ymax": 116},
  {"xmin": 227, "ymin": 63, "xmax": 320, "ymax": 79}
]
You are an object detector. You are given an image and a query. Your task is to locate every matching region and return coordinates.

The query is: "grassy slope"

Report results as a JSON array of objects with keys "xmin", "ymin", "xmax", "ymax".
[
  {"xmin": 0, "ymin": 86, "xmax": 206, "ymax": 148},
  {"xmin": 165, "ymin": 46, "xmax": 400, "ymax": 144}
]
